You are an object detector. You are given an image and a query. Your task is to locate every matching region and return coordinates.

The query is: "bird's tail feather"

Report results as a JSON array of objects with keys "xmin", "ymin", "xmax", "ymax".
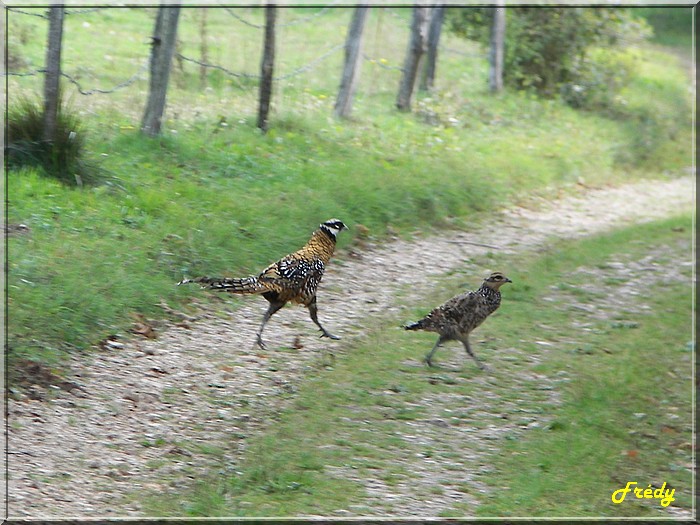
[
  {"xmin": 404, "ymin": 320, "xmax": 425, "ymax": 331},
  {"xmin": 178, "ymin": 276, "xmax": 267, "ymax": 294}
]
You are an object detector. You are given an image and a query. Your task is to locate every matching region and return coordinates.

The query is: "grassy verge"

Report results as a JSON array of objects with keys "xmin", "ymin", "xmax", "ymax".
[
  {"xmin": 144, "ymin": 215, "xmax": 693, "ymax": 518},
  {"xmin": 470, "ymin": 215, "xmax": 694, "ymax": 517},
  {"xmin": 7, "ymin": 8, "xmax": 692, "ymax": 377}
]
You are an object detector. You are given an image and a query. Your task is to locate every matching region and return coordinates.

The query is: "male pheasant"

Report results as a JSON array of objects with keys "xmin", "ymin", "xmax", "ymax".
[{"xmin": 179, "ymin": 218, "xmax": 347, "ymax": 349}]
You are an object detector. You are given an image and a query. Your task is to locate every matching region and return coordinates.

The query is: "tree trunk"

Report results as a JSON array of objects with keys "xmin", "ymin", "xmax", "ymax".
[
  {"xmin": 257, "ymin": 5, "xmax": 277, "ymax": 133},
  {"xmin": 396, "ymin": 6, "xmax": 431, "ymax": 112},
  {"xmin": 42, "ymin": 6, "xmax": 64, "ymax": 142},
  {"xmin": 489, "ymin": 2, "xmax": 506, "ymax": 93},
  {"xmin": 199, "ymin": 8, "xmax": 208, "ymax": 87},
  {"xmin": 421, "ymin": 6, "xmax": 445, "ymax": 92},
  {"xmin": 334, "ymin": 6, "xmax": 370, "ymax": 119},
  {"xmin": 141, "ymin": 5, "xmax": 181, "ymax": 137}
]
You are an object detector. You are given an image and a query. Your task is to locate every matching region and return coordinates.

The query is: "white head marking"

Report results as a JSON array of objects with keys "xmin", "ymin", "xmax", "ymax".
[{"xmin": 321, "ymin": 218, "xmax": 347, "ymax": 238}]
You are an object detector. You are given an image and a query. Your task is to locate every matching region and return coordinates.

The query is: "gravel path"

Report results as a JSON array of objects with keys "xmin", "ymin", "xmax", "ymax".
[{"xmin": 8, "ymin": 175, "xmax": 694, "ymax": 518}]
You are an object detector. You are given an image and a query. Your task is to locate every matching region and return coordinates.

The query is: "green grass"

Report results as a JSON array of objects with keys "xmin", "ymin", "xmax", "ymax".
[
  {"xmin": 609, "ymin": 46, "xmax": 693, "ymax": 170},
  {"xmin": 470, "ymin": 216, "xmax": 694, "ymax": 517},
  {"xmin": 7, "ymin": 9, "xmax": 693, "ymax": 378},
  {"xmin": 144, "ymin": 215, "xmax": 693, "ymax": 517}
]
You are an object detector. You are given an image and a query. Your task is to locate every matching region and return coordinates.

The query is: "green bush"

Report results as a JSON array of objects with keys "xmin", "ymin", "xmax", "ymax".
[
  {"xmin": 560, "ymin": 48, "xmax": 637, "ymax": 110},
  {"xmin": 448, "ymin": 7, "xmax": 651, "ymax": 108},
  {"xmin": 7, "ymin": 97, "xmax": 104, "ymax": 186}
]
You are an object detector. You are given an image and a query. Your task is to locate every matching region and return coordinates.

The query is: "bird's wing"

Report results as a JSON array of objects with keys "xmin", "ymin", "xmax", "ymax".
[
  {"xmin": 259, "ymin": 255, "xmax": 324, "ymax": 291},
  {"xmin": 439, "ymin": 291, "xmax": 479, "ymax": 321}
]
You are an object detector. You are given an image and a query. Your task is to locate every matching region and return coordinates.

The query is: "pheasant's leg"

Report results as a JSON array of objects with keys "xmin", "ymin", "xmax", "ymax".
[
  {"xmin": 307, "ymin": 298, "xmax": 340, "ymax": 340},
  {"xmin": 256, "ymin": 300, "xmax": 285, "ymax": 350},
  {"xmin": 424, "ymin": 335, "xmax": 447, "ymax": 367},
  {"xmin": 460, "ymin": 336, "xmax": 487, "ymax": 370}
]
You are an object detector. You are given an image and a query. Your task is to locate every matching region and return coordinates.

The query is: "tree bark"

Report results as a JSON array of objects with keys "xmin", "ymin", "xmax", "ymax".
[
  {"xmin": 421, "ymin": 6, "xmax": 445, "ymax": 92},
  {"xmin": 141, "ymin": 6, "xmax": 181, "ymax": 137},
  {"xmin": 42, "ymin": 6, "xmax": 64, "ymax": 142},
  {"xmin": 396, "ymin": 6, "xmax": 431, "ymax": 112},
  {"xmin": 257, "ymin": 5, "xmax": 277, "ymax": 133},
  {"xmin": 334, "ymin": 6, "xmax": 370, "ymax": 119},
  {"xmin": 489, "ymin": 2, "xmax": 506, "ymax": 93},
  {"xmin": 199, "ymin": 8, "xmax": 208, "ymax": 87}
]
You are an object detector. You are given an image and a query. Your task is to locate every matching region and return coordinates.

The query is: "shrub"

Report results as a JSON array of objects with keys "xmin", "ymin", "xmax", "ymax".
[
  {"xmin": 7, "ymin": 97, "xmax": 103, "ymax": 186},
  {"xmin": 447, "ymin": 7, "xmax": 651, "ymax": 108},
  {"xmin": 560, "ymin": 48, "xmax": 637, "ymax": 110}
]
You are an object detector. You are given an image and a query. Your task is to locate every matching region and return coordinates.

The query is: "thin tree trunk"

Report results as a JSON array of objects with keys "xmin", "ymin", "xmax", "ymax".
[
  {"xmin": 421, "ymin": 6, "xmax": 445, "ymax": 92},
  {"xmin": 199, "ymin": 8, "xmax": 208, "ymax": 87},
  {"xmin": 141, "ymin": 5, "xmax": 181, "ymax": 137},
  {"xmin": 334, "ymin": 6, "xmax": 370, "ymax": 119},
  {"xmin": 396, "ymin": 6, "xmax": 431, "ymax": 112},
  {"xmin": 489, "ymin": 2, "xmax": 506, "ymax": 93},
  {"xmin": 257, "ymin": 5, "xmax": 277, "ymax": 132},
  {"xmin": 43, "ymin": 6, "xmax": 64, "ymax": 142}
]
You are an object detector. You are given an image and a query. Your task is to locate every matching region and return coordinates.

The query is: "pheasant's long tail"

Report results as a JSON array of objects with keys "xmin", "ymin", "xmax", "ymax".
[{"xmin": 178, "ymin": 276, "xmax": 268, "ymax": 294}]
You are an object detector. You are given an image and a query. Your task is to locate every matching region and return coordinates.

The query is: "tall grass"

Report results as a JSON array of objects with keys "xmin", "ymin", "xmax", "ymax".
[{"xmin": 7, "ymin": 98, "xmax": 105, "ymax": 186}]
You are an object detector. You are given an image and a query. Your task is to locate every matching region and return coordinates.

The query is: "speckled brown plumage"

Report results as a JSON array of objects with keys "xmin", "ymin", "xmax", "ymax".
[
  {"xmin": 405, "ymin": 272, "xmax": 512, "ymax": 369},
  {"xmin": 179, "ymin": 218, "xmax": 347, "ymax": 349}
]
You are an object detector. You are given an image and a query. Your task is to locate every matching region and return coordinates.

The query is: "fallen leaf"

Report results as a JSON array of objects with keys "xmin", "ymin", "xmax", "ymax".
[{"xmin": 130, "ymin": 313, "xmax": 157, "ymax": 339}]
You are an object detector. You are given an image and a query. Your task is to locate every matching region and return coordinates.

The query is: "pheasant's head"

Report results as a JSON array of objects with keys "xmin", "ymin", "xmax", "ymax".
[
  {"xmin": 483, "ymin": 272, "xmax": 512, "ymax": 290},
  {"xmin": 320, "ymin": 218, "xmax": 347, "ymax": 239}
]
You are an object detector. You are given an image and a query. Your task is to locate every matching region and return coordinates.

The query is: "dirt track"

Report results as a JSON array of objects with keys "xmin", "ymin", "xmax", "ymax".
[{"xmin": 7, "ymin": 175, "xmax": 694, "ymax": 518}]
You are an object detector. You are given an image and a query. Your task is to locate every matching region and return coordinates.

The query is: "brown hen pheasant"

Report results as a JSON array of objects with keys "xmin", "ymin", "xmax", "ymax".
[
  {"xmin": 179, "ymin": 218, "xmax": 347, "ymax": 349},
  {"xmin": 405, "ymin": 272, "xmax": 512, "ymax": 369}
]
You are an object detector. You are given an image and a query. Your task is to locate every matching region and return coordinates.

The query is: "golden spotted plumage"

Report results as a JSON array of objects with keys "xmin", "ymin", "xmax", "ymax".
[{"xmin": 179, "ymin": 219, "xmax": 347, "ymax": 349}]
